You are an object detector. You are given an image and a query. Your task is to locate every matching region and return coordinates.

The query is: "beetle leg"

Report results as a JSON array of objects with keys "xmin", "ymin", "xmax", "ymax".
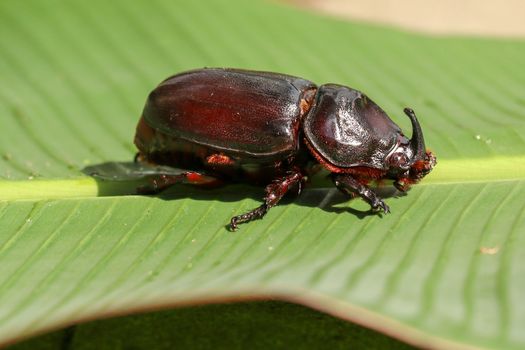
[
  {"xmin": 137, "ymin": 172, "xmax": 218, "ymax": 194},
  {"xmin": 230, "ymin": 170, "xmax": 304, "ymax": 231},
  {"xmin": 394, "ymin": 179, "xmax": 412, "ymax": 192},
  {"xmin": 332, "ymin": 174, "xmax": 390, "ymax": 213}
]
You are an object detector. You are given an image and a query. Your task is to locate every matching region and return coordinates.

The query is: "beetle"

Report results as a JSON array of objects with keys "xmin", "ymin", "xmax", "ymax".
[{"xmin": 134, "ymin": 68, "xmax": 436, "ymax": 230}]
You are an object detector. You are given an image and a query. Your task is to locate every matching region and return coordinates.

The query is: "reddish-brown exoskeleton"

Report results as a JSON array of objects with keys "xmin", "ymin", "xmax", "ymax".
[{"xmin": 134, "ymin": 68, "xmax": 436, "ymax": 230}]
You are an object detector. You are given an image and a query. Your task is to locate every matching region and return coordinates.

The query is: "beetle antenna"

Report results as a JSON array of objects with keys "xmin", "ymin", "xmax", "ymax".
[{"xmin": 404, "ymin": 107, "xmax": 426, "ymax": 161}]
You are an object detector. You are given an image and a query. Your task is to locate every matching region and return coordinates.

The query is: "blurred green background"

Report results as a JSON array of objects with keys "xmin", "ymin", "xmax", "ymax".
[{"xmin": 2, "ymin": 0, "xmax": 524, "ymax": 181}]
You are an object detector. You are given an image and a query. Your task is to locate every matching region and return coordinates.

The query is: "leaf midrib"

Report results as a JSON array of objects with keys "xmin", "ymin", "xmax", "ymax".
[{"xmin": 0, "ymin": 156, "xmax": 524, "ymax": 201}]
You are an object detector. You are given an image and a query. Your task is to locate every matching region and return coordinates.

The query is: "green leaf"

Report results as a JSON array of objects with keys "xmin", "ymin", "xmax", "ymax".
[{"xmin": 1, "ymin": 0, "xmax": 525, "ymax": 349}]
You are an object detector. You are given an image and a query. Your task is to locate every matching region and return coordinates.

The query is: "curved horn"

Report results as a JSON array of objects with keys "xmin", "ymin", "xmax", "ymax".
[{"xmin": 404, "ymin": 107, "xmax": 426, "ymax": 161}]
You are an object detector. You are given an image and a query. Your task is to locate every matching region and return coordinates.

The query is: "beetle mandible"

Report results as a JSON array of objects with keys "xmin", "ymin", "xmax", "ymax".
[{"xmin": 134, "ymin": 68, "xmax": 436, "ymax": 230}]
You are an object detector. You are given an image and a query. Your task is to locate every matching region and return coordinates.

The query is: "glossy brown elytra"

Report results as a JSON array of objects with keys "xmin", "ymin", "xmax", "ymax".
[{"xmin": 134, "ymin": 68, "xmax": 436, "ymax": 230}]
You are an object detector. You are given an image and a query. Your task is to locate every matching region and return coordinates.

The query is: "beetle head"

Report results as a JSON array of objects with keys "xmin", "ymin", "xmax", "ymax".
[{"xmin": 385, "ymin": 108, "xmax": 436, "ymax": 190}]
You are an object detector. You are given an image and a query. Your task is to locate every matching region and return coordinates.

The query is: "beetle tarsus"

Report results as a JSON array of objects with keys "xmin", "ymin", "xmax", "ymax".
[
  {"xmin": 230, "ymin": 204, "xmax": 269, "ymax": 231},
  {"xmin": 229, "ymin": 170, "xmax": 304, "ymax": 230},
  {"xmin": 333, "ymin": 174, "xmax": 390, "ymax": 214}
]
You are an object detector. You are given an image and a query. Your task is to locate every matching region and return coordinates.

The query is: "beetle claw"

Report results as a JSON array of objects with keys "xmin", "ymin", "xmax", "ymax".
[
  {"xmin": 229, "ymin": 217, "xmax": 239, "ymax": 231},
  {"xmin": 375, "ymin": 200, "xmax": 390, "ymax": 214},
  {"xmin": 371, "ymin": 199, "xmax": 390, "ymax": 214}
]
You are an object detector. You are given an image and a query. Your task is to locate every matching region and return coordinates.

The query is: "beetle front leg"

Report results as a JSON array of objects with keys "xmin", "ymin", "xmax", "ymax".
[
  {"xmin": 332, "ymin": 174, "xmax": 390, "ymax": 213},
  {"xmin": 230, "ymin": 170, "xmax": 305, "ymax": 231},
  {"xmin": 394, "ymin": 179, "xmax": 412, "ymax": 193}
]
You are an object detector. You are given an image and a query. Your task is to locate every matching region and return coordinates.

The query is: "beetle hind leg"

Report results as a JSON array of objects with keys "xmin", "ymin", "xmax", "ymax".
[
  {"xmin": 230, "ymin": 169, "xmax": 305, "ymax": 231},
  {"xmin": 137, "ymin": 171, "xmax": 220, "ymax": 194}
]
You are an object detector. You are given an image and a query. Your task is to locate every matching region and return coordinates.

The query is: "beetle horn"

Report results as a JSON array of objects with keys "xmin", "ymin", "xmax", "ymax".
[{"xmin": 404, "ymin": 107, "xmax": 426, "ymax": 161}]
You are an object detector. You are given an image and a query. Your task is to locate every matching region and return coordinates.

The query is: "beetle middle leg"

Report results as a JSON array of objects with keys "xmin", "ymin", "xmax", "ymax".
[
  {"xmin": 332, "ymin": 174, "xmax": 390, "ymax": 214},
  {"xmin": 230, "ymin": 169, "xmax": 305, "ymax": 231}
]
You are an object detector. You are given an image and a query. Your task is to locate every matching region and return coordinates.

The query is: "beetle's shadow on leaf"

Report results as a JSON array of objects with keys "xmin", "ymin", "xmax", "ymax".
[
  {"xmin": 152, "ymin": 186, "xmax": 397, "ymax": 223},
  {"xmin": 293, "ymin": 186, "xmax": 403, "ymax": 219},
  {"xmin": 82, "ymin": 161, "xmax": 403, "ymax": 221}
]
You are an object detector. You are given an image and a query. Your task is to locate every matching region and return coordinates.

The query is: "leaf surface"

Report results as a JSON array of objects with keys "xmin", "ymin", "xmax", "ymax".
[{"xmin": 1, "ymin": 0, "xmax": 525, "ymax": 349}]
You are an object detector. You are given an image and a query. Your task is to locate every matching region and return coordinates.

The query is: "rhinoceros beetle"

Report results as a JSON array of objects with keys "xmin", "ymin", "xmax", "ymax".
[{"xmin": 134, "ymin": 68, "xmax": 436, "ymax": 230}]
